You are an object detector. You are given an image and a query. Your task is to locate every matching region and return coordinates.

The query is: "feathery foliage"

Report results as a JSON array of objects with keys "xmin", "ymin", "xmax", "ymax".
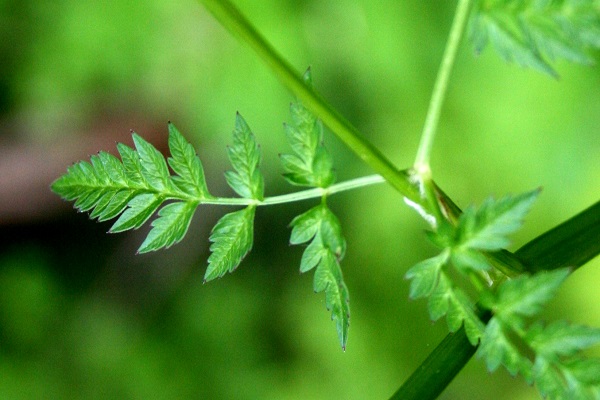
[
  {"xmin": 469, "ymin": 0, "xmax": 600, "ymax": 77},
  {"xmin": 52, "ymin": 75, "xmax": 351, "ymax": 349},
  {"xmin": 405, "ymin": 190, "xmax": 540, "ymax": 345},
  {"xmin": 478, "ymin": 268, "xmax": 600, "ymax": 399}
]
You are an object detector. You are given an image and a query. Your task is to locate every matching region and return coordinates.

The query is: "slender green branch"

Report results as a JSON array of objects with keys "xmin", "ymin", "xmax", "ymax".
[
  {"xmin": 390, "ymin": 311, "xmax": 492, "ymax": 400},
  {"xmin": 197, "ymin": 0, "xmax": 421, "ymax": 205},
  {"xmin": 413, "ymin": 0, "xmax": 473, "ymax": 176},
  {"xmin": 201, "ymin": 174, "xmax": 386, "ymax": 206}
]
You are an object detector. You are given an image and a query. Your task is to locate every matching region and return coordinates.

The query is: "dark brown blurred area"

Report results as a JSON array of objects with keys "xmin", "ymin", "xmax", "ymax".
[{"xmin": 0, "ymin": 115, "xmax": 165, "ymax": 224}]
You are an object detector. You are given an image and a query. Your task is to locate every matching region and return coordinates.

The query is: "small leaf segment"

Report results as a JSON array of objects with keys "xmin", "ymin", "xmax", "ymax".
[
  {"xmin": 281, "ymin": 69, "xmax": 350, "ymax": 350},
  {"xmin": 469, "ymin": 0, "xmax": 600, "ymax": 77}
]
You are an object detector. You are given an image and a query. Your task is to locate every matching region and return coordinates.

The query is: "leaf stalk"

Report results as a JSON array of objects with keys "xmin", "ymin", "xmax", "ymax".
[{"xmin": 202, "ymin": 174, "xmax": 386, "ymax": 206}]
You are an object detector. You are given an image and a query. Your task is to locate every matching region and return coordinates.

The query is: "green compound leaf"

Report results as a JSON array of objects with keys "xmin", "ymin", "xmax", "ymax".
[
  {"xmin": 138, "ymin": 201, "xmax": 198, "ymax": 253},
  {"xmin": 224, "ymin": 113, "xmax": 265, "ymax": 200},
  {"xmin": 280, "ymin": 69, "xmax": 335, "ymax": 188},
  {"xmin": 406, "ymin": 190, "xmax": 541, "ymax": 345},
  {"xmin": 477, "ymin": 268, "xmax": 600, "ymax": 399},
  {"xmin": 469, "ymin": 0, "xmax": 600, "ymax": 77},
  {"xmin": 167, "ymin": 123, "xmax": 210, "ymax": 198},
  {"xmin": 290, "ymin": 203, "xmax": 350, "ymax": 349},
  {"xmin": 205, "ymin": 206, "xmax": 255, "ymax": 282},
  {"xmin": 51, "ymin": 124, "xmax": 211, "ymax": 253},
  {"xmin": 454, "ymin": 189, "xmax": 540, "ymax": 251}
]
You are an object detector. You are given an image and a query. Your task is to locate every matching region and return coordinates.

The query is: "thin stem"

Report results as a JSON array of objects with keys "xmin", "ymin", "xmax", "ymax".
[
  {"xmin": 198, "ymin": 0, "xmax": 422, "ymax": 205},
  {"xmin": 390, "ymin": 311, "xmax": 491, "ymax": 400},
  {"xmin": 413, "ymin": 0, "xmax": 473, "ymax": 175},
  {"xmin": 200, "ymin": 174, "xmax": 386, "ymax": 206}
]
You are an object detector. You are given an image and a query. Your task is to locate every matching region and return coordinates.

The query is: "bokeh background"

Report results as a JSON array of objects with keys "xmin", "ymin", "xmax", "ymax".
[{"xmin": 1, "ymin": 1, "xmax": 599, "ymax": 399}]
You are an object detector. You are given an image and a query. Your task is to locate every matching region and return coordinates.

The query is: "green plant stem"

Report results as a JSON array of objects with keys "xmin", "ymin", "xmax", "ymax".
[
  {"xmin": 517, "ymin": 199, "xmax": 600, "ymax": 272},
  {"xmin": 413, "ymin": 0, "xmax": 473, "ymax": 176},
  {"xmin": 391, "ymin": 199, "xmax": 600, "ymax": 400},
  {"xmin": 390, "ymin": 311, "xmax": 491, "ymax": 400},
  {"xmin": 198, "ymin": 0, "xmax": 421, "ymax": 205},
  {"xmin": 200, "ymin": 174, "xmax": 386, "ymax": 206}
]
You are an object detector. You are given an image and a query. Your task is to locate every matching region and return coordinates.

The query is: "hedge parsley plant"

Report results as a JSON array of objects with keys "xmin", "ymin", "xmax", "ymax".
[{"xmin": 52, "ymin": 0, "xmax": 600, "ymax": 399}]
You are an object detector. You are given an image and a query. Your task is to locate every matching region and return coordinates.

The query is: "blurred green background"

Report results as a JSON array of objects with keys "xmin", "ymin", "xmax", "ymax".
[{"xmin": 0, "ymin": 1, "xmax": 599, "ymax": 399}]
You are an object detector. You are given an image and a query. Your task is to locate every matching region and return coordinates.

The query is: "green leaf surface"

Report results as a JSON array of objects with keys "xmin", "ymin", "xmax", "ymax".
[
  {"xmin": 289, "ymin": 206, "xmax": 322, "ymax": 244},
  {"xmin": 224, "ymin": 113, "xmax": 264, "ymax": 200},
  {"xmin": 469, "ymin": 0, "xmax": 600, "ymax": 77},
  {"xmin": 563, "ymin": 358, "xmax": 600, "ymax": 386},
  {"xmin": 138, "ymin": 201, "xmax": 198, "ymax": 253},
  {"xmin": 425, "ymin": 270, "xmax": 484, "ymax": 345},
  {"xmin": 477, "ymin": 268, "xmax": 600, "ymax": 399},
  {"xmin": 109, "ymin": 193, "xmax": 163, "ymax": 233},
  {"xmin": 299, "ymin": 235, "xmax": 327, "ymax": 273},
  {"xmin": 280, "ymin": 69, "xmax": 335, "ymax": 188},
  {"xmin": 405, "ymin": 251, "xmax": 449, "ymax": 299},
  {"xmin": 98, "ymin": 151, "xmax": 128, "ymax": 185},
  {"xmin": 94, "ymin": 189, "xmax": 138, "ymax": 222},
  {"xmin": 455, "ymin": 189, "xmax": 540, "ymax": 251},
  {"xmin": 117, "ymin": 143, "xmax": 145, "ymax": 185},
  {"xmin": 168, "ymin": 123, "xmax": 210, "ymax": 198},
  {"xmin": 132, "ymin": 133, "xmax": 172, "ymax": 191},
  {"xmin": 450, "ymin": 248, "xmax": 492, "ymax": 274},
  {"xmin": 205, "ymin": 206, "xmax": 255, "ymax": 282},
  {"xmin": 526, "ymin": 320, "xmax": 600, "ymax": 399},
  {"xmin": 485, "ymin": 268, "xmax": 570, "ymax": 321},
  {"xmin": 532, "ymin": 358, "xmax": 567, "ymax": 399},
  {"xmin": 526, "ymin": 320, "xmax": 600, "ymax": 358},
  {"xmin": 313, "ymin": 251, "xmax": 350, "ymax": 350},
  {"xmin": 478, "ymin": 318, "xmax": 534, "ymax": 378}
]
